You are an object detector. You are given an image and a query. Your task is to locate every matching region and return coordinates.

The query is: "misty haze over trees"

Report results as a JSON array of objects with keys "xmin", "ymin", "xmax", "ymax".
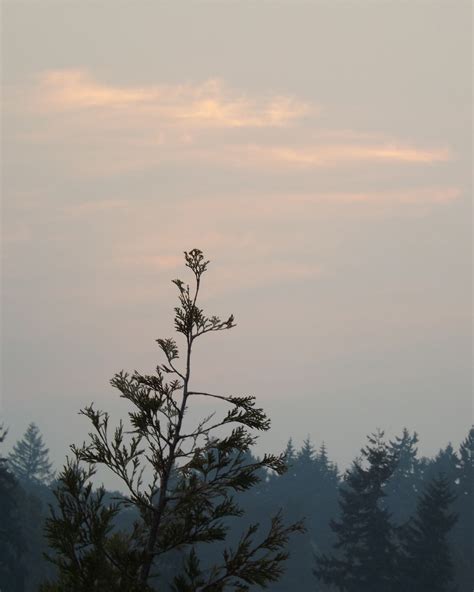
[{"xmin": 1, "ymin": 252, "xmax": 472, "ymax": 591}]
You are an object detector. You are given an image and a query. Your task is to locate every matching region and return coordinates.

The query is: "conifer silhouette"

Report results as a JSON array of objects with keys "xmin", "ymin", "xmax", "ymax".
[
  {"xmin": 314, "ymin": 430, "xmax": 398, "ymax": 592},
  {"xmin": 42, "ymin": 249, "xmax": 303, "ymax": 592},
  {"xmin": 9, "ymin": 423, "xmax": 54, "ymax": 484},
  {"xmin": 399, "ymin": 475, "xmax": 457, "ymax": 592}
]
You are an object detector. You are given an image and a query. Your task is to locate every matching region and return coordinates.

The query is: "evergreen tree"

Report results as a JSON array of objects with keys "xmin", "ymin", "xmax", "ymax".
[
  {"xmin": 457, "ymin": 427, "xmax": 473, "ymax": 501},
  {"xmin": 314, "ymin": 430, "xmax": 398, "ymax": 592},
  {"xmin": 283, "ymin": 438, "xmax": 296, "ymax": 466},
  {"xmin": 423, "ymin": 443, "xmax": 458, "ymax": 486},
  {"xmin": 313, "ymin": 443, "xmax": 339, "ymax": 522},
  {"xmin": 0, "ymin": 425, "xmax": 27, "ymax": 592},
  {"xmin": 453, "ymin": 427, "xmax": 473, "ymax": 591},
  {"xmin": 42, "ymin": 250, "xmax": 303, "ymax": 592},
  {"xmin": 387, "ymin": 428, "xmax": 422, "ymax": 523},
  {"xmin": 316, "ymin": 443, "xmax": 330, "ymax": 474},
  {"xmin": 298, "ymin": 437, "xmax": 316, "ymax": 468},
  {"xmin": 9, "ymin": 423, "xmax": 54, "ymax": 484},
  {"xmin": 263, "ymin": 437, "xmax": 339, "ymax": 591},
  {"xmin": 399, "ymin": 475, "xmax": 458, "ymax": 592}
]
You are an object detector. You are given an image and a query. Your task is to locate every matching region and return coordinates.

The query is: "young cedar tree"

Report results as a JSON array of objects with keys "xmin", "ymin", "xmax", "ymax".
[{"xmin": 42, "ymin": 249, "xmax": 304, "ymax": 592}]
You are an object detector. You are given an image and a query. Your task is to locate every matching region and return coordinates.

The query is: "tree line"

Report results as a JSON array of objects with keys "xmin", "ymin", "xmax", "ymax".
[
  {"xmin": 1, "ymin": 251, "xmax": 471, "ymax": 591},
  {"xmin": 1, "ymin": 421, "xmax": 471, "ymax": 591}
]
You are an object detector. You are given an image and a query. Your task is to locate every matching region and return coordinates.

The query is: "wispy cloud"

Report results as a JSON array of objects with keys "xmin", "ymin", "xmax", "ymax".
[
  {"xmin": 223, "ymin": 144, "xmax": 452, "ymax": 168},
  {"xmin": 34, "ymin": 69, "xmax": 312, "ymax": 128},
  {"xmin": 288, "ymin": 187, "xmax": 461, "ymax": 204},
  {"xmin": 5, "ymin": 68, "xmax": 454, "ymax": 178}
]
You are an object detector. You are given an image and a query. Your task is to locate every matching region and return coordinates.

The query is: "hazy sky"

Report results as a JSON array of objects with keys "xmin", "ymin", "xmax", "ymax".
[{"xmin": 1, "ymin": 1, "xmax": 472, "ymax": 480}]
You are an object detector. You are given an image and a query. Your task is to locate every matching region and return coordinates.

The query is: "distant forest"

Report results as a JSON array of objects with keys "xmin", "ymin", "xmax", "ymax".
[{"xmin": 1, "ymin": 422, "xmax": 472, "ymax": 591}]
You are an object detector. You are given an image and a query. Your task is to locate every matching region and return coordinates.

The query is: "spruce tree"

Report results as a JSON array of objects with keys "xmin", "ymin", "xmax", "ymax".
[
  {"xmin": 399, "ymin": 475, "xmax": 457, "ymax": 592},
  {"xmin": 314, "ymin": 430, "xmax": 398, "ymax": 592},
  {"xmin": 9, "ymin": 422, "xmax": 54, "ymax": 484},
  {"xmin": 42, "ymin": 249, "xmax": 303, "ymax": 592}
]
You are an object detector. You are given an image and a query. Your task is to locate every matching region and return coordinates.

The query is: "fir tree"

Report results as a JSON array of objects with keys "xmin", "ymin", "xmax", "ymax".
[
  {"xmin": 423, "ymin": 443, "xmax": 458, "ymax": 486},
  {"xmin": 9, "ymin": 423, "xmax": 54, "ymax": 484},
  {"xmin": 314, "ymin": 430, "xmax": 399, "ymax": 592},
  {"xmin": 387, "ymin": 428, "xmax": 422, "ymax": 523},
  {"xmin": 0, "ymin": 426, "xmax": 27, "ymax": 592},
  {"xmin": 316, "ymin": 442, "xmax": 339, "ymax": 483},
  {"xmin": 42, "ymin": 249, "xmax": 303, "ymax": 592},
  {"xmin": 399, "ymin": 475, "xmax": 458, "ymax": 592},
  {"xmin": 457, "ymin": 427, "xmax": 473, "ymax": 500},
  {"xmin": 297, "ymin": 437, "xmax": 316, "ymax": 467},
  {"xmin": 316, "ymin": 442, "xmax": 329, "ymax": 469},
  {"xmin": 283, "ymin": 438, "xmax": 296, "ymax": 465},
  {"xmin": 263, "ymin": 438, "xmax": 339, "ymax": 591},
  {"xmin": 453, "ymin": 426, "xmax": 473, "ymax": 591}
]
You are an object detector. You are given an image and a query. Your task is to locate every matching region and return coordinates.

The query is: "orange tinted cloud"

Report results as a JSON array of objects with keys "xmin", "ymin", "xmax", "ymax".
[
  {"xmin": 289, "ymin": 187, "xmax": 461, "ymax": 204},
  {"xmin": 7, "ymin": 69, "xmax": 453, "ymax": 177},
  {"xmin": 237, "ymin": 144, "xmax": 452, "ymax": 168},
  {"xmin": 35, "ymin": 69, "xmax": 312, "ymax": 128}
]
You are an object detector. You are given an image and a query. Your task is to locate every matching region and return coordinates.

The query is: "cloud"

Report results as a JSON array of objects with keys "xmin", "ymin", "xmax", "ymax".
[
  {"xmin": 221, "ymin": 144, "xmax": 452, "ymax": 169},
  {"xmin": 34, "ymin": 69, "xmax": 313, "ymax": 128},
  {"xmin": 4, "ymin": 69, "xmax": 454, "ymax": 179},
  {"xmin": 288, "ymin": 186, "xmax": 461, "ymax": 204}
]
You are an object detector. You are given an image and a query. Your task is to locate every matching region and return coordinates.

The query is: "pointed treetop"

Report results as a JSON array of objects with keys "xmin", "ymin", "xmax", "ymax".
[
  {"xmin": 8, "ymin": 422, "xmax": 54, "ymax": 484},
  {"xmin": 318, "ymin": 442, "xmax": 328, "ymax": 463},
  {"xmin": 284, "ymin": 438, "xmax": 296, "ymax": 461},
  {"xmin": 298, "ymin": 436, "xmax": 316, "ymax": 464},
  {"xmin": 459, "ymin": 425, "xmax": 474, "ymax": 457}
]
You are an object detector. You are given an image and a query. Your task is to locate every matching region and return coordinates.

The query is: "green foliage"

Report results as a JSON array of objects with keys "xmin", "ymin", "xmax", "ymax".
[
  {"xmin": 42, "ymin": 459, "xmax": 144, "ymax": 592},
  {"xmin": 9, "ymin": 422, "xmax": 54, "ymax": 485},
  {"xmin": 43, "ymin": 249, "xmax": 303, "ymax": 591}
]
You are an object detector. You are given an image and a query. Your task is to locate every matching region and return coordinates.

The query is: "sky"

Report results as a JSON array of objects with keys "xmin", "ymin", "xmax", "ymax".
[{"xmin": 1, "ymin": 1, "xmax": 472, "ymax": 483}]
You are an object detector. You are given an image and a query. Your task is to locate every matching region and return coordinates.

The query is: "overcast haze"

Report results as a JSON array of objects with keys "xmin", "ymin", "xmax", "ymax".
[{"xmin": 1, "ymin": 1, "xmax": 472, "ymax": 483}]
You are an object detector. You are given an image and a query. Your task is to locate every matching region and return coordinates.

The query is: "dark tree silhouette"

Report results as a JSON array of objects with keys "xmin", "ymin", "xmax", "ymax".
[
  {"xmin": 0, "ymin": 426, "xmax": 27, "ymax": 592},
  {"xmin": 386, "ymin": 428, "xmax": 422, "ymax": 523},
  {"xmin": 314, "ymin": 430, "xmax": 398, "ymax": 592},
  {"xmin": 265, "ymin": 437, "xmax": 339, "ymax": 591},
  {"xmin": 423, "ymin": 443, "xmax": 458, "ymax": 486},
  {"xmin": 9, "ymin": 423, "xmax": 54, "ymax": 485},
  {"xmin": 399, "ymin": 475, "xmax": 458, "ymax": 592},
  {"xmin": 453, "ymin": 426, "xmax": 473, "ymax": 591},
  {"xmin": 42, "ymin": 249, "xmax": 303, "ymax": 592}
]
